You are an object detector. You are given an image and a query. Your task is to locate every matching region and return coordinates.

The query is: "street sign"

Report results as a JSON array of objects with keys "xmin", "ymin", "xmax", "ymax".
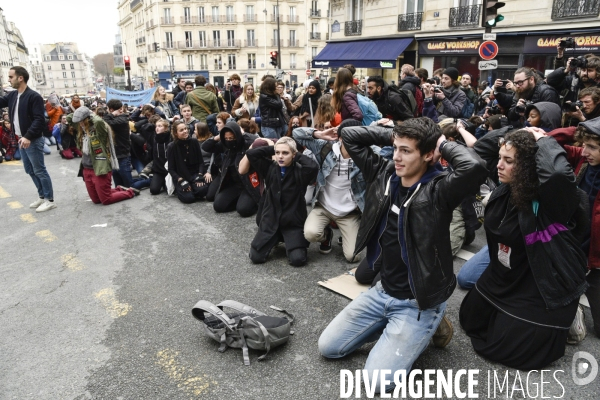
[
  {"xmin": 479, "ymin": 40, "xmax": 499, "ymax": 60},
  {"xmin": 306, "ymin": 69, "xmax": 311, "ymax": 75},
  {"xmin": 478, "ymin": 60, "xmax": 498, "ymax": 70},
  {"xmin": 483, "ymin": 33, "xmax": 497, "ymax": 41}
]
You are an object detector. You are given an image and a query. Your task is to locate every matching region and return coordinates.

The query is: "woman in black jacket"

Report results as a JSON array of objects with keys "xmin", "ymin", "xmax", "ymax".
[
  {"xmin": 149, "ymin": 119, "xmax": 172, "ymax": 195},
  {"xmin": 460, "ymin": 128, "xmax": 588, "ymax": 370},
  {"xmin": 246, "ymin": 137, "xmax": 319, "ymax": 266},
  {"xmin": 202, "ymin": 121, "xmax": 261, "ymax": 216},
  {"xmin": 167, "ymin": 120, "xmax": 208, "ymax": 203},
  {"xmin": 298, "ymin": 80, "xmax": 322, "ymax": 127},
  {"xmin": 258, "ymin": 77, "xmax": 286, "ymax": 139}
]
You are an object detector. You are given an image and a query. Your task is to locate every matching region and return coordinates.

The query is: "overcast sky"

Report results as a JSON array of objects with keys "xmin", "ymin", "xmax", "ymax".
[{"xmin": 2, "ymin": 1, "xmax": 120, "ymax": 57}]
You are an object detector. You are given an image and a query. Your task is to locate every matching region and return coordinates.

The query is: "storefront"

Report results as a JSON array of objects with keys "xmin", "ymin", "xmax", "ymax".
[{"xmin": 522, "ymin": 33, "xmax": 600, "ymax": 74}]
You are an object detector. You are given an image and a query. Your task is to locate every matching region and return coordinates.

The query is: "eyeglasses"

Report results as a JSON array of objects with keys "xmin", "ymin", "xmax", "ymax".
[
  {"xmin": 498, "ymin": 137, "xmax": 514, "ymax": 150},
  {"xmin": 513, "ymin": 78, "xmax": 531, "ymax": 87}
]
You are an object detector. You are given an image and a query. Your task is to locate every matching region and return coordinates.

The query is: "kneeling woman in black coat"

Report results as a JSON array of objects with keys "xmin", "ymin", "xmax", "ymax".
[
  {"xmin": 246, "ymin": 137, "xmax": 319, "ymax": 266},
  {"xmin": 168, "ymin": 121, "xmax": 209, "ymax": 203}
]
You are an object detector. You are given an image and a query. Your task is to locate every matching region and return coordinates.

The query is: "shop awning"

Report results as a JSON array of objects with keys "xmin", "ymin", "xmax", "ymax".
[{"xmin": 312, "ymin": 38, "xmax": 413, "ymax": 69}]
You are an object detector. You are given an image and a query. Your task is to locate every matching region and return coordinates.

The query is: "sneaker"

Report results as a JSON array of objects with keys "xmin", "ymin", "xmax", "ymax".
[
  {"xmin": 567, "ymin": 305, "xmax": 587, "ymax": 345},
  {"xmin": 36, "ymin": 200, "xmax": 57, "ymax": 213},
  {"xmin": 432, "ymin": 315, "xmax": 453, "ymax": 348},
  {"xmin": 30, "ymin": 198, "xmax": 45, "ymax": 209},
  {"xmin": 337, "ymin": 236, "xmax": 343, "ymax": 246},
  {"xmin": 139, "ymin": 172, "xmax": 150, "ymax": 179},
  {"xmin": 140, "ymin": 164, "xmax": 152, "ymax": 179},
  {"xmin": 319, "ymin": 227, "xmax": 334, "ymax": 254},
  {"xmin": 118, "ymin": 185, "xmax": 141, "ymax": 196}
]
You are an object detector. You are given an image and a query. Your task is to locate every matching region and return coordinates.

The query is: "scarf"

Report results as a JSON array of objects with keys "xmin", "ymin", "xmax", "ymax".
[
  {"xmin": 300, "ymin": 80, "xmax": 322, "ymax": 117},
  {"xmin": 70, "ymin": 99, "xmax": 81, "ymax": 112}
]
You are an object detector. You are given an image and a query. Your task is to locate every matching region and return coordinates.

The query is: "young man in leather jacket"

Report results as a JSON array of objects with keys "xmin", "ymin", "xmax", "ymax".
[{"xmin": 318, "ymin": 117, "xmax": 488, "ymax": 394}]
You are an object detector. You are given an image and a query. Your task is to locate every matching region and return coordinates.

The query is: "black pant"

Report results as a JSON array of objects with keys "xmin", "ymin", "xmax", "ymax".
[
  {"xmin": 205, "ymin": 174, "xmax": 220, "ymax": 202},
  {"xmin": 150, "ymin": 173, "xmax": 167, "ymax": 195},
  {"xmin": 249, "ymin": 231, "xmax": 307, "ymax": 267},
  {"xmin": 175, "ymin": 182, "xmax": 210, "ymax": 204},
  {"xmin": 213, "ymin": 182, "xmax": 257, "ymax": 217},
  {"xmin": 354, "ymin": 257, "xmax": 381, "ymax": 286},
  {"xmin": 587, "ymin": 269, "xmax": 600, "ymax": 337}
]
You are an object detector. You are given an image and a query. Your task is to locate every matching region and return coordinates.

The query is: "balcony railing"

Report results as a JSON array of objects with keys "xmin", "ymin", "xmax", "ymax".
[
  {"xmin": 130, "ymin": 0, "xmax": 143, "ymax": 11},
  {"xmin": 209, "ymin": 39, "xmax": 241, "ymax": 48},
  {"xmin": 271, "ymin": 14, "xmax": 283, "ymax": 22},
  {"xmin": 161, "ymin": 16, "xmax": 174, "ymax": 25},
  {"xmin": 244, "ymin": 14, "xmax": 257, "ymax": 22},
  {"xmin": 248, "ymin": 62, "xmax": 257, "ymax": 69},
  {"xmin": 244, "ymin": 39, "xmax": 258, "ymax": 47},
  {"xmin": 552, "ymin": 0, "xmax": 600, "ymax": 19},
  {"xmin": 288, "ymin": 40, "xmax": 299, "ymax": 47},
  {"xmin": 162, "ymin": 41, "xmax": 175, "ymax": 49},
  {"xmin": 288, "ymin": 15, "xmax": 299, "ymax": 23},
  {"xmin": 199, "ymin": 64, "xmax": 208, "ymax": 70},
  {"xmin": 186, "ymin": 65, "xmax": 194, "ymax": 70},
  {"xmin": 398, "ymin": 12, "xmax": 423, "ymax": 31},
  {"xmin": 146, "ymin": 19, "xmax": 155, "ymax": 29},
  {"xmin": 310, "ymin": 32, "xmax": 321, "ymax": 40},
  {"xmin": 207, "ymin": 15, "xmax": 237, "ymax": 23},
  {"xmin": 449, "ymin": 5, "xmax": 481, "ymax": 27},
  {"xmin": 290, "ymin": 64, "xmax": 297, "ymax": 69},
  {"xmin": 135, "ymin": 37, "xmax": 146, "ymax": 45},
  {"xmin": 310, "ymin": 9, "xmax": 321, "ymax": 17},
  {"xmin": 181, "ymin": 16, "xmax": 198, "ymax": 24},
  {"xmin": 345, "ymin": 20, "xmax": 362, "ymax": 36},
  {"xmin": 271, "ymin": 39, "xmax": 284, "ymax": 47},
  {"xmin": 137, "ymin": 57, "xmax": 147, "ymax": 64}
]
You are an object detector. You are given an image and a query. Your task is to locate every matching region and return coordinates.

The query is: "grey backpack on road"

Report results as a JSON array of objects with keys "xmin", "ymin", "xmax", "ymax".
[{"xmin": 192, "ymin": 300, "xmax": 294, "ymax": 365}]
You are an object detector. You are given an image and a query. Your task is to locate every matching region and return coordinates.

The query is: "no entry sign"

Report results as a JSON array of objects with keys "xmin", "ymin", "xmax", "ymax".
[{"xmin": 479, "ymin": 41, "xmax": 499, "ymax": 60}]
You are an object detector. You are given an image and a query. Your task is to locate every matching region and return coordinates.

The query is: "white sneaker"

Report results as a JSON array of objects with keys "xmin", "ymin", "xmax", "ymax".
[
  {"xmin": 30, "ymin": 198, "xmax": 45, "ymax": 208},
  {"xmin": 567, "ymin": 305, "xmax": 587, "ymax": 345},
  {"xmin": 36, "ymin": 200, "xmax": 57, "ymax": 213}
]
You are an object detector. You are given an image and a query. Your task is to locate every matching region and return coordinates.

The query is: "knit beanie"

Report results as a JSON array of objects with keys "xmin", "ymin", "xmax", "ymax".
[{"xmin": 443, "ymin": 67, "xmax": 459, "ymax": 82}]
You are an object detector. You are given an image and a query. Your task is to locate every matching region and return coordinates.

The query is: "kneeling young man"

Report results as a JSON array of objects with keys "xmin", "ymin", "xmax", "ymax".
[{"xmin": 318, "ymin": 118, "xmax": 487, "ymax": 393}]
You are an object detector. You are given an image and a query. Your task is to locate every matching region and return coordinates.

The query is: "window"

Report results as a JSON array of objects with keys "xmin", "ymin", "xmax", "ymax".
[
  {"xmin": 71, "ymin": 71, "xmax": 76, "ymax": 78},
  {"xmin": 312, "ymin": 23, "xmax": 318, "ymax": 33},
  {"xmin": 350, "ymin": 0, "xmax": 363, "ymax": 20},
  {"xmin": 61, "ymin": 64, "xmax": 65, "ymax": 70},
  {"xmin": 228, "ymin": 54, "xmax": 236, "ymax": 69},
  {"xmin": 200, "ymin": 54, "xmax": 208, "ymax": 69},
  {"xmin": 214, "ymin": 55, "xmax": 222, "ymax": 70},
  {"xmin": 289, "ymin": 30, "xmax": 296, "ymax": 46},
  {"xmin": 212, "ymin": 6, "xmax": 219, "ymax": 22},
  {"xmin": 198, "ymin": 7, "xmax": 205, "ymax": 23},
  {"xmin": 45, "ymin": 55, "xmax": 51, "ymax": 61},
  {"xmin": 187, "ymin": 54, "xmax": 194, "ymax": 69},
  {"xmin": 59, "ymin": 54, "xmax": 64, "ymax": 60},
  {"xmin": 312, "ymin": 47, "xmax": 318, "ymax": 57},
  {"xmin": 290, "ymin": 53, "xmax": 296, "ymax": 68},
  {"xmin": 273, "ymin": 4, "xmax": 279, "ymax": 15},
  {"xmin": 47, "ymin": 65, "xmax": 51, "ymax": 70},
  {"xmin": 406, "ymin": 0, "xmax": 423, "ymax": 12},
  {"xmin": 165, "ymin": 32, "xmax": 174, "ymax": 48},
  {"xmin": 248, "ymin": 53, "xmax": 256, "ymax": 69},
  {"xmin": 73, "ymin": 80, "xmax": 77, "ymax": 87},
  {"xmin": 64, "ymin": 82, "xmax": 68, "ymax": 88},
  {"xmin": 199, "ymin": 31, "xmax": 207, "ymax": 47},
  {"xmin": 290, "ymin": 6, "xmax": 296, "ymax": 18},
  {"xmin": 247, "ymin": 30, "xmax": 255, "ymax": 46},
  {"xmin": 226, "ymin": 6, "xmax": 234, "ymax": 22},
  {"xmin": 227, "ymin": 30, "xmax": 235, "ymax": 46},
  {"xmin": 164, "ymin": 8, "xmax": 171, "ymax": 20},
  {"xmin": 213, "ymin": 31, "xmax": 220, "ymax": 47},
  {"xmin": 273, "ymin": 29, "xmax": 279, "ymax": 43},
  {"xmin": 169, "ymin": 55, "xmax": 175, "ymax": 69},
  {"xmin": 70, "ymin": 63, "xmax": 74, "ymax": 69},
  {"xmin": 246, "ymin": 5, "xmax": 254, "ymax": 21},
  {"xmin": 68, "ymin": 55, "xmax": 73, "ymax": 60},
  {"xmin": 185, "ymin": 31, "xmax": 193, "ymax": 47},
  {"xmin": 184, "ymin": 7, "xmax": 191, "ymax": 23},
  {"xmin": 62, "ymin": 72, "xmax": 67, "ymax": 78}
]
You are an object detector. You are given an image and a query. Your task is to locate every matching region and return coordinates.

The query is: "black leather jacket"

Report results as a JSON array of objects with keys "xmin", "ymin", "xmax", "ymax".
[{"xmin": 342, "ymin": 125, "xmax": 488, "ymax": 309}]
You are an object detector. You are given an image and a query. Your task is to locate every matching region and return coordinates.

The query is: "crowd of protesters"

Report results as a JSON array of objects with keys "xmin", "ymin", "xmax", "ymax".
[{"xmin": 2, "ymin": 43, "xmax": 600, "ymax": 394}]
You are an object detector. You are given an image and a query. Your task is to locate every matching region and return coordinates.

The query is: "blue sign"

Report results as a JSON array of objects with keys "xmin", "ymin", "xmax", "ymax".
[
  {"xmin": 332, "ymin": 21, "xmax": 340, "ymax": 33},
  {"xmin": 106, "ymin": 87, "xmax": 156, "ymax": 107}
]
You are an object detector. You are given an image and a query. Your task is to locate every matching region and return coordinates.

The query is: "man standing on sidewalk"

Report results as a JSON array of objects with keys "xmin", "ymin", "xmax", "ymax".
[{"xmin": 0, "ymin": 66, "xmax": 56, "ymax": 212}]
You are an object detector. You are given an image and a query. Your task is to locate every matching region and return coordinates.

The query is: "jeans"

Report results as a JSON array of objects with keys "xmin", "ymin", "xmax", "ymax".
[
  {"xmin": 131, "ymin": 157, "xmax": 145, "ymax": 174},
  {"xmin": 42, "ymin": 143, "xmax": 51, "ymax": 155},
  {"xmin": 44, "ymin": 136, "xmax": 57, "ymax": 146},
  {"xmin": 4, "ymin": 147, "xmax": 21, "ymax": 161},
  {"xmin": 21, "ymin": 137, "xmax": 54, "ymax": 200},
  {"xmin": 318, "ymin": 281, "xmax": 447, "ymax": 394},
  {"xmin": 51, "ymin": 129, "xmax": 62, "ymax": 147},
  {"xmin": 113, "ymin": 156, "xmax": 135, "ymax": 188},
  {"xmin": 261, "ymin": 125, "xmax": 286, "ymax": 139},
  {"xmin": 456, "ymin": 245, "xmax": 489, "ymax": 290},
  {"xmin": 131, "ymin": 178, "xmax": 151, "ymax": 190}
]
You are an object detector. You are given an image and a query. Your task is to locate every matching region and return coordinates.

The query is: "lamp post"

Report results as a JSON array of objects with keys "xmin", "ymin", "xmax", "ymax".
[
  {"xmin": 161, "ymin": 48, "xmax": 175, "ymax": 88},
  {"xmin": 276, "ymin": 0, "xmax": 281, "ymax": 69},
  {"xmin": 102, "ymin": 63, "xmax": 110, "ymax": 89}
]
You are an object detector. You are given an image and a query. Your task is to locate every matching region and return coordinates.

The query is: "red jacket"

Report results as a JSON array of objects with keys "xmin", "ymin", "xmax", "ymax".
[{"xmin": 549, "ymin": 127, "xmax": 600, "ymax": 269}]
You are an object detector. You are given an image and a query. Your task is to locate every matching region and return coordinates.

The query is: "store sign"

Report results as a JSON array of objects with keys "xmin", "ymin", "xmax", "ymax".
[
  {"xmin": 380, "ymin": 61, "xmax": 393, "ymax": 68},
  {"xmin": 479, "ymin": 60, "xmax": 498, "ymax": 70},
  {"xmin": 524, "ymin": 35, "xmax": 600, "ymax": 54},
  {"xmin": 332, "ymin": 21, "xmax": 340, "ymax": 33},
  {"xmin": 418, "ymin": 40, "xmax": 481, "ymax": 55}
]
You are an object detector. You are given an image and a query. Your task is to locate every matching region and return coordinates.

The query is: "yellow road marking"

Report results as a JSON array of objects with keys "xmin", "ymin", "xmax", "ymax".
[
  {"xmin": 156, "ymin": 349, "xmax": 217, "ymax": 396},
  {"xmin": 61, "ymin": 253, "xmax": 86, "ymax": 271},
  {"xmin": 7, "ymin": 201, "xmax": 23, "ymax": 209},
  {"xmin": 0, "ymin": 186, "xmax": 11, "ymax": 198},
  {"xmin": 1, "ymin": 160, "xmax": 22, "ymax": 166},
  {"xmin": 36, "ymin": 230, "xmax": 57, "ymax": 242},
  {"xmin": 20, "ymin": 213, "xmax": 37, "ymax": 223},
  {"xmin": 94, "ymin": 288, "xmax": 132, "ymax": 318}
]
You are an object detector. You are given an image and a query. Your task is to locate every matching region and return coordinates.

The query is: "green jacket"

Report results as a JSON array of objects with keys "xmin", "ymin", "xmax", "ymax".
[
  {"xmin": 79, "ymin": 115, "xmax": 116, "ymax": 176},
  {"xmin": 185, "ymin": 86, "xmax": 219, "ymax": 122}
]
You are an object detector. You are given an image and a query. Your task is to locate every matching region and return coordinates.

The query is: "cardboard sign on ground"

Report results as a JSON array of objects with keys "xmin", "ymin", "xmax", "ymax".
[{"xmin": 318, "ymin": 268, "xmax": 370, "ymax": 300}]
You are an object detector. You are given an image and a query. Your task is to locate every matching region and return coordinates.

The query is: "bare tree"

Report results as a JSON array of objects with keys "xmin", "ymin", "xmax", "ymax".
[{"xmin": 92, "ymin": 53, "xmax": 115, "ymax": 75}]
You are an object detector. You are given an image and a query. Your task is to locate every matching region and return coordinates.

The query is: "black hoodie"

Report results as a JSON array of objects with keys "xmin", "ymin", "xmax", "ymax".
[{"xmin": 398, "ymin": 75, "xmax": 421, "ymax": 98}]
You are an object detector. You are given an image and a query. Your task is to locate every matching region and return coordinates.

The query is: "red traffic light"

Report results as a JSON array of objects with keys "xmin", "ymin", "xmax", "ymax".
[
  {"xmin": 270, "ymin": 51, "xmax": 278, "ymax": 67},
  {"xmin": 124, "ymin": 55, "xmax": 131, "ymax": 71}
]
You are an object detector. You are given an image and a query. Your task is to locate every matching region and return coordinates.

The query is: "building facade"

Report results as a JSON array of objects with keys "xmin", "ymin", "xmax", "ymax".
[
  {"xmin": 117, "ymin": 0, "xmax": 329, "ymax": 90},
  {"xmin": 35, "ymin": 42, "xmax": 94, "ymax": 97},
  {"xmin": 0, "ymin": 8, "xmax": 32, "ymax": 92},
  {"xmin": 322, "ymin": 0, "xmax": 600, "ymax": 84}
]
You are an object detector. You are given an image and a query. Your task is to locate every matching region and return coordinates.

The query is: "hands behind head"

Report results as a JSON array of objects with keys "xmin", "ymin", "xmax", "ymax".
[
  {"xmin": 524, "ymin": 126, "xmax": 547, "ymax": 141},
  {"xmin": 432, "ymin": 134, "xmax": 447, "ymax": 164},
  {"xmin": 314, "ymin": 127, "xmax": 338, "ymax": 141}
]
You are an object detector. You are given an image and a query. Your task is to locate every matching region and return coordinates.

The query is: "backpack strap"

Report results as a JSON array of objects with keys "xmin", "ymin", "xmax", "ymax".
[
  {"xmin": 192, "ymin": 300, "xmax": 238, "ymax": 353},
  {"xmin": 217, "ymin": 300, "xmax": 266, "ymax": 316},
  {"xmin": 240, "ymin": 316, "xmax": 272, "ymax": 363},
  {"xmin": 319, "ymin": 142, "xmax": 333, "ymax": 167},
  {"xmin": 270, "ymin": 305, "xmax": 295, "ymax": 325}
]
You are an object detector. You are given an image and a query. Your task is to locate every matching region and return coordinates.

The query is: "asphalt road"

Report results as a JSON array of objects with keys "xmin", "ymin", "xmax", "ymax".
[{"xmin": 1, "ymin": 153, "xmax": 599, "ymax": 399}]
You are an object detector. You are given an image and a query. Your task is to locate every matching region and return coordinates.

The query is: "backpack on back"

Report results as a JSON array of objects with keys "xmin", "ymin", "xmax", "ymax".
[
  {"xmin": 460, "ymin": 98, "xmax": 475, "ymax": 119},
  {"xmin": 388, "ymin": 85, "xmax": 418, "ymax": 117},
  {"xmin": 355, "ymin": 92, "xmax": 382, "ymax": 126},
  {"xmin": 192, "ymin": 299, "xmax": 294, "ymax": 365}
]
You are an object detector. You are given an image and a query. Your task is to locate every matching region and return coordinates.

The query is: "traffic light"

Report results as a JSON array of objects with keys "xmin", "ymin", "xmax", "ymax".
[
  {"xmin": 124, "ymin": 56, "xmax": 131, "ymax": 71},
  {"xmin": 154, "ymin": 42, "xmax": 160, "ymax": 52},
  {"xmin": 270, "ymin": 51, "xmax": 278, "ymax": 67},
  {"xmin": 482, "ymin": 1, "xmax": 505, "ymax": 28}
]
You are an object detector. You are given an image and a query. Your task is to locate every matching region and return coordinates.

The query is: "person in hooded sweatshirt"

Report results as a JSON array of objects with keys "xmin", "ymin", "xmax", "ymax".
[
  {"xmin": 202, "ymin": 120, "xmax": 261, "ymax": 216},
  {"xmin": 168, "ymin": 120, "xmax": 208, "ymax": 203},
  {"xmin": 245, "ymin": 136, "xmax": 319, "ymax": 266},
  {"xmin": 524, "ymin": 102, "xmax": 562, "ymax": 132}
]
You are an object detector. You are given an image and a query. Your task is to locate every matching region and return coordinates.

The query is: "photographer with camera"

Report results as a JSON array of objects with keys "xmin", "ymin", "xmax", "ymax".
[
  {"xmin": 564, "ymin": 87, "xmax": 600, "ymax": 124},
  {"xmin": 223, "ymin": 74, "xmax": 243, "ymax": 112},
  {"xmin": 432, "ymin": 67, "xmax": 467, "ymax": 118},
  {"xmin": 507, "ymin": 67, "xmax": 560, "ymax": 123}
]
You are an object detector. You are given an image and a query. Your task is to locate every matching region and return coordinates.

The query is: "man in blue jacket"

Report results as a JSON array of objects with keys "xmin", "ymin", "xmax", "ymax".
[{"xmin": 0, "ymin": 66, "xmax": 55, "ymax": 212}]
